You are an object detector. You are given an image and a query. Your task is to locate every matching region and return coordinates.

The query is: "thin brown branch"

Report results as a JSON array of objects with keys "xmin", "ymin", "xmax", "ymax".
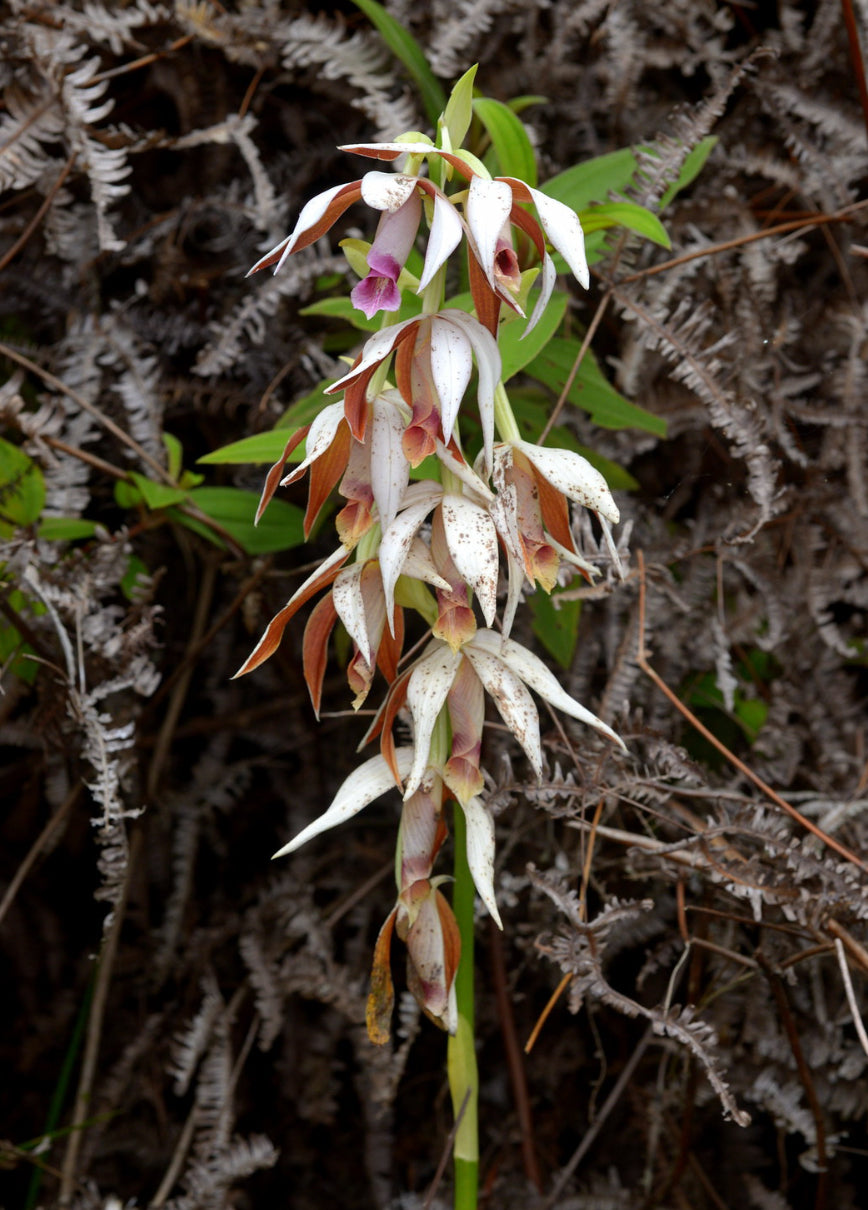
[
  {"xmin": 618, "ymin": 200, "xmax": 868, "ymax": 284},
  {"xmin": 490, "ymin": 916, "xmax": 542, "ymax": 1192},
  {"xmin": 0, "ymin": 342, "xmax": 171, "ymax": 483},
  {"xmin": 635, "ymin": 551, "xmax": 868, "ymax": 873}
]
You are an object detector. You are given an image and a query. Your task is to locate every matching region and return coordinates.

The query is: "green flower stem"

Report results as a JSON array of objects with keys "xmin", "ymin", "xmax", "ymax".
[
  {"xmin": 448, "ymin": 803, "xmax": 479, "ymax": 1210},
  {"xmin": 493, "ymin": 381, "xmax": 521, "ymax": 443}
]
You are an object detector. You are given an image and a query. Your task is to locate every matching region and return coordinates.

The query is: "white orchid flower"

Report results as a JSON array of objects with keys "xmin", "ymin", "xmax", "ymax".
[
  {"xmin": 399, "ymin": 631, "xmax": 624, "ymax": 800},
  {"xmin": 340, "ymin": 143, "xmax": 590, "ymax": 334},
  {"xmin": 272, "ymin": 747, "xmax": 500, "ymax": 926}
]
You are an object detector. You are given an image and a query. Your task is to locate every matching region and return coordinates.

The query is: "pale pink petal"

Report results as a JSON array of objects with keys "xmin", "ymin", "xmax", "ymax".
[
  {"xmin": 405, "ymin": 643, "xmax": 463, "ymax": 797},
  {"xmin": 429, "ymin": 317, "xmax": 472, "ymax": 444},
  {"xmin": 332, "ymin": 563, "xmax": 371, "ymax": 665},
  {"xmin": 513, "ymin": 440, "xmax": 620, "ymax": 523},
  {"xmin": 473, "ymin": 630, "xmax": 625, "ymax": 750},
  {"xmin": 440, "ymin": 495, "xmax": 499, "ymax": 627},
  {"xmin": 401, "ymin": 537, "xmax": 451, "ymax": 591},
  {"xmin": 466, "ymin": 177, "xmax": 514, "ymax": 290},
  {"xmin": 440, "ymin": 310, "xmax": 501, "ymax": 476},
  {"xmin": 378, "ymin": 485, "xmax": 443, "ymax": 628},
  {"xmin": 462, "ymin": 643, "xmax": 543, "ymax": 778},
  {"xmin": 280, "ymin": 400, "xmax": 345, "ymax": 484},
  {"xmin": 273, "ymin": 748, "xmax": 414, "ymax": 856},
  {"xmin": 418, "ymin": 191, "xmax": 464, "ymax": 291},
  {"xmin": 370, "ymin": 394, "xmax": 410, "ymax": 535},
  {"xmin": 501, "ymin": 177, "xmax": 589, "ymax": 290},
  {"xmin": 360, "ymin": 171, "xmax": 420, "ymax": 212},
  {"xmin": 460, "ymin": 797, "xmax": 502, "ymax": 927}
]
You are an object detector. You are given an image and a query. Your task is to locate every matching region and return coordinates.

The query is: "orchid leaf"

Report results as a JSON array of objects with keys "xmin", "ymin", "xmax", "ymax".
[
  {"xmin": 199, "ymin": 431, "xmax": 301, "ymax": 465},
  {"xmin": 185, "ymin": 487, "xmax": 304, "ymax": 554},
  {"xmin": 530, "ymin": 589, "xmax": 581, "ymax": 668},
  {"xmin": 441, "ymin": 65, "xmax": 477, "ymax": 149},
  {"xmin": 660, "ymin": 136, "xmax": 718, "ymax": 207},
  {"xmin": 348, "ymin": 0, "xmax": 445, "ymax": 126},
  {"xmin": 38, "ymin": 517, "xmax": 99, "ymax": 541},
  {"xmin": 473, "ymin": 97, "xmax": 537, "ymax": 187},
  {"xmin": 0, "ymin": 438, "xmax": 44, "ymax": 536},
  {"xmin": 578, "ymin": 202, "xmax": 670, "ymax": 247},
  {"xmin": 525, "ymin": 339, "xmax": 667, "ymax": 435},
  {"xmin": 542, "ymin": 147, "xmax": 638, "ymax": 212}
]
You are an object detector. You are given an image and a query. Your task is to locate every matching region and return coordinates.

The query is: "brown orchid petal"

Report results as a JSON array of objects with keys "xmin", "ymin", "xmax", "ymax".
[
  {"xmin": 400, "ymin": 783, "xmax": 446, "ymax": 887},
  {"xmin": 304, "ymin": 420, "xmax": 352, "ymax": 537},
  {"xmin": 335, "ymin": 499, "xmax": 374, "ymax": 548},
  {"xmin": 362, "ymin": 669, "xmax": 410, "ymax": 787},
  {"xmin": 255, "ymin": 426, "xmax": 309, "ymax": 524},
  {"xmin": 303, "ymin": 592, "xmax": 338, "ymax": 717},
  {"xmin": 234, "ymin": 548, "xmax": 349, "ymax": 677},
  {"xmin": 366, "ymin": 908, "xmax": 398, "ymax": 1045},
  {"xmin": 405, "ymin": 888, "xmax": 460, "ymax": 1029},
  {"xmin": 536, "ymin": 465, "xmax": 575, "ymax": 552},
  {"xmin": 376, "ymin": 602, "xmax": 404, "ymax": 684},
  {"xmin": 343, "ymin": 372, "xmax": 372, "ymax": 441},
  {"xmin": 467, "ymin": 246, "xmax": 501, "ymax": 338}
]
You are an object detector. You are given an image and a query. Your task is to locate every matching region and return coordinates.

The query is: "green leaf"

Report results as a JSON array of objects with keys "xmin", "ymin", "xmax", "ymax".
[
  {"xmin": 441, "ymin": 64, "xmax": 477, "ymax": 149},
  {"xmin": 531, "ymin": 590, "xmax": 581, "ymax": 668},
  {"xmin": 120, "ymin": 554, "xmax": 150, "ymax": 601},
  {"xmin": 473, "ymin": 97, "xmax": 537, "ymax": 186},
  {"xmin": 507, "ymin": 95, "xmax": 546, "ymax": 115},
  {"xmin": 660, "ymin": 136, "xmax": 718, "ymax": 208},
  {"xmin": 578, "ymin": 201, "xmax": 670, "ymax": 248},
  {"xmin": 199, "ymin": 430, "xmax": 301, "ymax": 466},
  {"xmin": 542, "ymin": 147, "xmax": 639, "ymax": 212},
  {"xmin": 127, "ymin": 472, "xmax": 189, "ymax": 510},
  {"xmin": 185, "ymin": 487, "xmax": 305, "ymax": 555},
  {"xmin": 162, "ymin": 432, "xmax": 183, "ymax": 481},
  {"xmin": 277, "ymin": 379, "xmax": 339, "ymax": 430},
  {"xmin": 497, "ymin": 288, "xmax": 569, "ymax": 379},
  {"xmin": 347, "ymin": 0, "xmax": 446, "ymax": 126},
  {"xmin": 38, "ymin": 517, "xmax": 99, "ymax": 541},
  {"xmin": 525, "ymin": 339, "xmax": 667, "ymax": 436},
  {"xmin": 0, "ymin": 437, "xmax": 45, "ymax": 535}
]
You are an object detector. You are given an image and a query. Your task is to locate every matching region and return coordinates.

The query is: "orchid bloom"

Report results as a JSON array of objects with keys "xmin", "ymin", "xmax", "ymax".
[
  {"xmin": 271, "ymin": 747, "xmax": 499, "ymax": 1041},
  {"xmin": 490, "ymin": 438, "xmax": 621, "ymax": 631},
  {"xmin": 350, "ymin": 190, "xmax": 421, "ymax": 318},
  {"xmin": 248, "ymin": 169, "xmax": 462, "ymax": 308},
  {"xmin": 339, "ymin": 142, "xmax": 591, "ymax": 333},
  {"xmin": 371, "ymin": 630, "xmax": 625, "ymax": 808},
  {"xmin": 241, "ymin": 101, "xmax": 629, "ymax": 1054},
  {"xmin": 327, "ymin": 308, "xmax": 501, "ymax": 474}
]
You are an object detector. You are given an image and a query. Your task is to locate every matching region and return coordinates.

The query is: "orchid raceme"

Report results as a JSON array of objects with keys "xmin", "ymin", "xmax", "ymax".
[{"xmin": 239, "ymin": 71, "xmax": 631, "ymax": 1066}]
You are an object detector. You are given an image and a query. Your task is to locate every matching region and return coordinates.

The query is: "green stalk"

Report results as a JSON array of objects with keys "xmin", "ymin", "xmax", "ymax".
[{"xmin": 448, "ymin": 804, "xmax": 479, "ymax": 1210}]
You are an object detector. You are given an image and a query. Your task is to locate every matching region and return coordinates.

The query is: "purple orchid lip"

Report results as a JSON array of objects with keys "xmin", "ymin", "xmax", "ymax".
[
  {"xmin": 351, "ymin": 268, "xmax": 401, "ymax": 318},
  {"xmin": 351, "ymin": 249, "xmax": 403, "ymax": 318}
]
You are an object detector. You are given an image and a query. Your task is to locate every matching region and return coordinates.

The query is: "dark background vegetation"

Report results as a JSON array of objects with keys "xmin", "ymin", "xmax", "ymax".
[{"xmin": 1, "ymin": 2, "xmax": 867, "ymax": 1207}]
